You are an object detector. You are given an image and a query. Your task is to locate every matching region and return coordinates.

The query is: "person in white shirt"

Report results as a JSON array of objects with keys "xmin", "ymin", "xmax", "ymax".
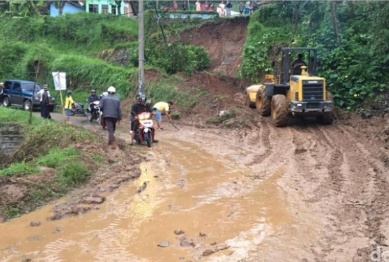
[
  {"xmin": 195, "ymin": 0, "xmax": 201, "ymax": 11},
  {"xmin": 36, "ymin": 84, "xmax": 51, "ymax": 118}
]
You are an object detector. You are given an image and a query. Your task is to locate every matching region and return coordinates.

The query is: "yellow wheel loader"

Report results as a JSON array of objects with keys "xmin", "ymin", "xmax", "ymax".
[{"xmin": 247, "ymin": 47, "xmax": 334, "ymax": 127}]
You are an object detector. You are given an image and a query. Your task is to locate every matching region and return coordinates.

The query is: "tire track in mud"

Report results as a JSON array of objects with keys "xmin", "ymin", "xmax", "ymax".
[
  {"xmin": 245, "ymin": 119, "xmax": 273, "ymax": 167},
  {"xmin": 308, "ymin": 126, "xmax": 356, "ymax": 261},
  {"xmin": 280, "ymin": 125, "xmax": 347, "ymax": 261},
  {"xmin": 289, "ymin": 125, "xmax": 340, "ymax": 203},
  {"xmin": 305, "ymin": 124, "xmax": 389, "ymax": 261},
  {"xmin": 330, "ymin": 125, "xmax": 389, "ymax": 261}
]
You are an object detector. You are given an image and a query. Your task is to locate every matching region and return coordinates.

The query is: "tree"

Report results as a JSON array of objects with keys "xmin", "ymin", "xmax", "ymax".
[
  {"xmin": 8, "ymin": 0, "xmax": 45, "ymax": 17},
  {"xmin": 53, "ymin": 1, "xmax": 66, "ymax": 16}
]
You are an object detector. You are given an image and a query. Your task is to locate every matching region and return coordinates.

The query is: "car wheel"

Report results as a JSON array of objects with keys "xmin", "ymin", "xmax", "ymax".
[
  {"xmin": 3, "ymin": 97, "xmax": 10, "ymax": 107},
  {"xmin": 23, "ymin": 100, "xmax": 32, "ymax": 111}
]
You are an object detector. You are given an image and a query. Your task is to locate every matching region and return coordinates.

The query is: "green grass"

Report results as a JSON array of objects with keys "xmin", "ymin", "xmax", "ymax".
[
  {"xmin": 35, "ymin": 147, "xmax": 79, "ymax": 168},
  {"xmin": 0, "ymin": 161, "xmax": 39, "ymax": 176},
  {"xmin": 0, "ymin": 107, "xmax": 43, "ymax": 124},
  {"xmin": 57, "ymin": 161, "xmax": 91, "ymax": 187},
  {"xmin": 145, "ymin": 79, "xmax": 208, "ymax": 109}
]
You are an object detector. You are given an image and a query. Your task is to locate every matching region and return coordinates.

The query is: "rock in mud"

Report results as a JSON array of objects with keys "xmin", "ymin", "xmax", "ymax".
[
  {"xmin": 30, "ymin": 220, "xmax": 41, "ymax": 227},
  {"xmin": 157, "ymin": 241, "xmax": 170, "ymax": 248},
  {"xmin": 174, "ymin": 229, "xmax": 185, "ymax": 235},
  {"xmin": 80, "ymin": 196, "xmax": 105, "ymax": 205},
  {"xmin": 202, "ymin": 243, "xmax": 230, "ymax": 256},
  {"xmin": 180, "ymin": 237, "xmax": 195, "ymax": 247}
]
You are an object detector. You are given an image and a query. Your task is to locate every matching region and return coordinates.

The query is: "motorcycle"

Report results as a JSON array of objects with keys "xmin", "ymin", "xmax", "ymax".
[
  {"xmin": 69, "ymin": 102, "xmax": 87, "ymax": 116},
  {"xmin": 134, "ymin": 112, "xmax": 155, "ymax": 147},
  {"xmin": 86, "ymin": 100, "xmax": 101, "ymax": 123}
]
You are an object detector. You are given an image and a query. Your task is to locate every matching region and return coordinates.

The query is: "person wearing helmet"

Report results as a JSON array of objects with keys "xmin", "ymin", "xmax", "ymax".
[
  {"xmin": 88, "ymin": 89, "xmax": 99, "ymax": 104},
  {"xmin": 36, "ymin": 84, "xmax": 52, "ymax": 119},
  {"xmin": 41, "ymin": 85, "xmax": 52, "ymax": 119},
  {"xmin": 87, "ymin": 89, "xmax": 100, "ymax": 117},
  {"xmin": 100, "ymin": 86, "xmax": 122, "ymax": 149},
  {"xmin": 64, "ymin": 90, "xmax": 75, "ymax": 124},
  {"xmin": 130, "ymin": 94, "xmax": 157, "ymax": 145}
]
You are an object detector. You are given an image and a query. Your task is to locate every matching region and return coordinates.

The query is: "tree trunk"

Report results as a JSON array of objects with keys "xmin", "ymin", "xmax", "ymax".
[
  {"xmin": 330, "ymin": 2, "xmax": 340, "ymax": 43},
  {"xmin": 293, "ymin": 5, "xmax": 299, "ymax": 33}
]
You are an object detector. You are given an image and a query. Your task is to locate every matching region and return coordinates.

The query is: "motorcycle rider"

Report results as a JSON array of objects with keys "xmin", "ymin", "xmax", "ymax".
[
  {"xmin": 87, "ymin": 89, "xmax": 100, "ymax": 119},
  {"xmin": 130, "ymin": 95, "xmax": 158, "ymax": 145}
]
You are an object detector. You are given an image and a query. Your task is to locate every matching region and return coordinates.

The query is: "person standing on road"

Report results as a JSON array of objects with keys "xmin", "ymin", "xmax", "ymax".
[
  {"xmin": 64, "ymin": 90, "xmax": 75, "ymax": 124},
  {"xmin": 225, "ymin": 1, "xmax": 232, "ymax": 16},
  {"xmin": 239, "ymin": 2, "xmax": 244, "ymax": 15},
  {"xmin": 100, "ymin": 86, "xmax": 122, "ymax": 149},
  {"xmin": 41, "ymin": 85, "xmax": 52, "ymax": 119},
  {"xmin": 36, "ymin": 84, "xmax": 51, "ymax": 118},
  {"xmin": 152, "ymin": 101, "xmax": 173, "ymax": 131},
  {"xmin": 195, "ymin": 0, "xmax": 201, "ymax": 11}
]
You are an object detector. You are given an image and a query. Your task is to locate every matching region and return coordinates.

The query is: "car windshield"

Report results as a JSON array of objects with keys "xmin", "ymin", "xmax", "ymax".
[{"xmin": 22, "ymin": 83, "xmax": 40, "ymax": 92}]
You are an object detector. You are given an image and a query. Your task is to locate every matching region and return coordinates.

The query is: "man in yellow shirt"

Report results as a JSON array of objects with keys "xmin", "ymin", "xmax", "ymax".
[
  {"xmin": 152, "ymin": 101, "xmax": 173, "ymax": 131},
  {"xmin": 64, "ymin": 90, "xmax": 75, "ymax": 124}
]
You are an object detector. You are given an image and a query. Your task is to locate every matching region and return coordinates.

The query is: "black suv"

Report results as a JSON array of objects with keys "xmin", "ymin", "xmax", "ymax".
[{"xmin": 1, "ymin": 79, "xmax": 55, "ymax": 112}]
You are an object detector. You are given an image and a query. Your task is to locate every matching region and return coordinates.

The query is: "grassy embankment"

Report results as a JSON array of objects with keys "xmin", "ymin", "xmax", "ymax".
[{"xmin": 0, "ymin": 107, "xmax": 102, "ymax": 220}]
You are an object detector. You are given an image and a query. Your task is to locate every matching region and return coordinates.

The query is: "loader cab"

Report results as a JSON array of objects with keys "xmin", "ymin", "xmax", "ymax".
[{"xmin": 279, "ymin": 47, "xmax": 318, "ymax": 84}]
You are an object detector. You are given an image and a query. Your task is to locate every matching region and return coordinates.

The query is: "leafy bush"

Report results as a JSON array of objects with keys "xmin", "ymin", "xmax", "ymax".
[{"xmin": 148, "ymin": 42, "xmax": 210, "ymax": 75}]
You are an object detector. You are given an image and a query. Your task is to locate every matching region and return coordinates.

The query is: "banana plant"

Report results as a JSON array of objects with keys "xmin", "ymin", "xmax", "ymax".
[{"xmin": 9, "ymin": 0, "xmax": 44, "ymax": 17}]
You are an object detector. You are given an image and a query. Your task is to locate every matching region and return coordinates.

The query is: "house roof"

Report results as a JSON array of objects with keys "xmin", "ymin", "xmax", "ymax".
[{"xmin": 51, "ymin": 1, "xmax": 84, "ymax": 8}]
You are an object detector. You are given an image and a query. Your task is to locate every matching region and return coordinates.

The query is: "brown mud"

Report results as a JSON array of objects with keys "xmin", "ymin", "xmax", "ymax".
[{"xmin": 1, "ymin": 17, "xmax": 389, "ymax": 261}]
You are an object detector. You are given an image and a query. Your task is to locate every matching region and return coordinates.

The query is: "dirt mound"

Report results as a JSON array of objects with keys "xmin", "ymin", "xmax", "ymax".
[{"xmin": 174, "ymin": 17, "xmax": 249, "ymax": 78}]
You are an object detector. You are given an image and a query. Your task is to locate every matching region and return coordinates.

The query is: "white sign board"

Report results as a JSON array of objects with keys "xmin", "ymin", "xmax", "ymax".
[{"xmin": 52, "ymin": 72, "xmax": 66, "ymax": 91}]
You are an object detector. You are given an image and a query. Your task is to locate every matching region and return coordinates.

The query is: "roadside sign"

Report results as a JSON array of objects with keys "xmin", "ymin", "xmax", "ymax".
[{"xmin": 52, "ymin": 72, "xmax": 66, "ymax": 91}]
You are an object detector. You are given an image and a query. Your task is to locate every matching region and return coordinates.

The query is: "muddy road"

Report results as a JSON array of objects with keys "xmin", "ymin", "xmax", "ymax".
[{"xmin": 0, "ymin": 112, "xmax": 389, "ymax": 261}]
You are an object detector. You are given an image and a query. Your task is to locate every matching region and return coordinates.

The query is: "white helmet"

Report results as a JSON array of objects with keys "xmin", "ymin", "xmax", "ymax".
[{"xmin": 107, "ymin": 86, "xmax": 116, "ymax": 93}]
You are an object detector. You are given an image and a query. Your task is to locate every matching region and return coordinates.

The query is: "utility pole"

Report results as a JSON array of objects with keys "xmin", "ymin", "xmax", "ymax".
[{"xmin": 138, "ymin": 0, "xmax": 145, "ymax": 96}]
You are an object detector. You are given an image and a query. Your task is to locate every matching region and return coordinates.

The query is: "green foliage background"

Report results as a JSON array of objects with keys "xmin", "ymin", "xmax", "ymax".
[
  {"xmin": 240, "ymin": 2, "xmax": 389, "ymax": 108},
  {"xmin": 0, "ymin": 12, "xmax": 211, "ymax": 105},
  {"xmin": 1, "ymin": 3, "xmax": 389, "ymax": 109}
]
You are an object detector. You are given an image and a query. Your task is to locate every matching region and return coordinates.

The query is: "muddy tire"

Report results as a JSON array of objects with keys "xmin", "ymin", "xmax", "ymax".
[
  {"xmin": 255, "ymin": 87, "xmax": 271, "ymax": 116},
  {"xmin": 317, "ymin": 92, "xmax": 334, "ymax": 125},
  {"xmin": 271, "ymin": 95, "xmax": 288, "ymax": 127},
  {"xmin": 245, "ymin": 93, "xmax": 255, "ymax": 109}
]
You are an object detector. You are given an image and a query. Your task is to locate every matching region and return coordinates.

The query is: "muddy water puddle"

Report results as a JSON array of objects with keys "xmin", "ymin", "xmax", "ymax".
[{"xmin": 1, "ymin": 138, "xmax": 294, "ymax": 262}]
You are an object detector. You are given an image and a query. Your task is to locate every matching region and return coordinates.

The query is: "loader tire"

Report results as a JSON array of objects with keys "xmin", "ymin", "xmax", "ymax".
[
  {"xmin": 317, "ymin": 92, "xmax": 334, "ymax": 125},
  {"xmin": 255, "ymin": 87, "xmax": 271, "ymax": 116},
  {"xmin": 245, "ymin": 92, "xmax": 255, "ymax": 109},
  {"xmin": 271, "ymin": 95, "xmax": 288, "ymax": 127}
]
